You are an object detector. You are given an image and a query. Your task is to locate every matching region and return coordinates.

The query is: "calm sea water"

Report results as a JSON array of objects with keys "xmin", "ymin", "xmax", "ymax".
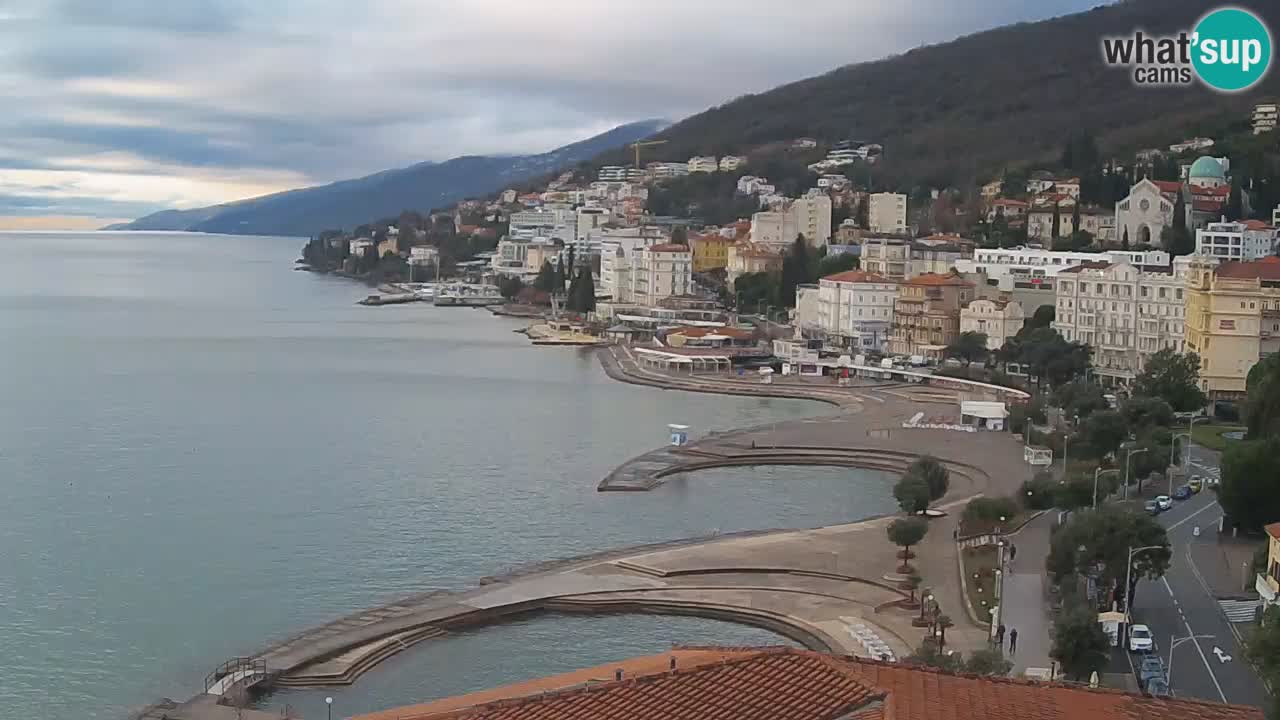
[{"xmin": 0, "ymin": 232, "xmax": 895, "ymax": 720}]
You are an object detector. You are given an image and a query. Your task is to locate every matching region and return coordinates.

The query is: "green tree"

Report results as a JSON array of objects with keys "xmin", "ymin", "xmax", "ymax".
[
  {"xmin": 1219, "ymin": 435, "xmax": 1280, "ymax": 533},
  {"xmin": 1070, "ymin": 201, "xmax": 1081, "ymax": 238},
  {"xmin": 1029, "ymin": 304, "xmax": 1056, "ymax": 329},
  {"xmin": 886, "ymin": 517, "xmax": 929, "ymax": 571},
  {"xmin": 894, "ymin": 474, "xmax": 932, "ymax": 515},
  {"xmin": 779, "ymin": 235, "xmax": 815, "ymax": 308},
  {"xmin": 818, "ymin": 253, "xmax": 859, "ymax": 277},
  {"xmin": 964, "ymin": 648, "xmax": 1012, "ymax": 676},
  {"xmin": 573, "ymin": 268, "xmax": 596, "ymax": 313},
  {"xmin": 671, "ymin": 225, "xmax": 689, "ymax": 245},
  {"xmin": 945, "ymin": 331, "xmax": 989, "ymax": 366},
  {"xmin": 733, "ymin": 271, "xmax": 778, "ymax": 312},
  {"xmin": 1246, "ymin": 605, "xmax": 1280, "ymax": 707},
  {"xmin": 1082, "ymin": 410, "xmax": 1127, "ymax": 458},
  {"xmin": 533, "ymin": 260, "xmax": 558, "ymax": 293},
  {"xmin": 1132, "ymin": 349, "xmax": 1207, "ymax": 413},
  {"xmin": 1121, "ymin": 227, "xmax": 1130, "ymax": 250},
  {"xmin": 1046, "ymin": 505, "xmax": 1170, "ymax": 610},
  {"xmin": 907, "ymin": 456, "xmax": 950, "ymax": 502},
  {"xmin": 1051, "ymin": 606, "xmax": 1111, "ymax": 680},
  {"xmin": 1227, "ymin": 179, "xmax": 1244, "ymax": 221},
  {"xmin": 1246, "ymin": 354, "xmax": 1280, "ymax": 439},
  {"xmin": 855, "ymin": 195, "xmax": 870, "ymax": 229},
  {"xmin": 498, "ymin": 276, "xmax": 525, "ymax": 300},
  {"xmin": 1052, "ymin": 379, "xmax": 1108, "ymax": 419},
  {"xmin": 1120, "ymin": 396, "xmax": 1174, "ymax": 431},
  {"xmin": 1051, "ymin": 202, "xmax": 1062, "ymax": 239},
  {"xmin": 1168, "ymin": 190, "xmax": 1194, "ymax": 256}
]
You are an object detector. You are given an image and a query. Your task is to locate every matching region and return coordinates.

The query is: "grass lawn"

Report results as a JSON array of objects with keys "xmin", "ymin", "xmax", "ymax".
[
  {"xmin": 1190, "ymin": 424, "xmax": 1247, "ymax": 452},
  {"xmin": 962, "ymin": 545, "xmax": 1000, "ymax": 627}
]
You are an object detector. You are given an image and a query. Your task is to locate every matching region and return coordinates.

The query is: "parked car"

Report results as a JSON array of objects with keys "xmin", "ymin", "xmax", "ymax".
[
  {"xmin": 1173, "ymin": 485, "xmax": 1193, "ymax": 501},
  {"xmin": 1129, "ymin": 624, "xmax": 1155, "ymax": 653},
  {"xmin": 1137, "ymin": 655, "xmax": 1165, "ymax": 687},
  {"xmin": 1156, "ymin": 495, "xmax": 1173, "ymax": 511},
  {"xmin": 1188, "ymin": 477, "xmax": 1203, "ymax": 493},
  {"xmin": 1144, "ymin": 500, "xmax": 1161, "ymax": 515},
  {"xmin": 1145, "ymin": 677, "xmax": 1171, "ymax": 697}
]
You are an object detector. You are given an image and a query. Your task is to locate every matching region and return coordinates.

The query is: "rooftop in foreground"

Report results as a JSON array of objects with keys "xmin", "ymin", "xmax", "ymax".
[{"xmin": 351, "ymin": 646, "xmax": 1263, "ymax": 720}]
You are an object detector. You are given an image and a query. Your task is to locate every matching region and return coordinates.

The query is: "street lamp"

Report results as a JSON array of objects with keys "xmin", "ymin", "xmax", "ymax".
[
  {"xmin": 1169, "ymin": 432, "xmax": 1191, "ymax": 495},
  {"xmin": 1123, "ymin": 446, "xmax": 1149, "ymax": 500},
  {"xmin": 1064, "ymin": 414, "xmax": 1079, "ymax": 473},
  {"xmin": 1094, "ymin": 467, "xmax": 1120, "ymax": 508},
  {"xmin": 326, "ymin": 696, "xmax": 333, "ymax": 720},
  {"xmin": 1123, "ymin": 545, "xmax": 1167, "ymax": 635},
  {"xmin": 1186, "ymin": 415, "xmax": 1207, "ymax": 470},
  {"xmin": 1167, "ymin": 632, "xmax": 1214, "ymax": 691}
]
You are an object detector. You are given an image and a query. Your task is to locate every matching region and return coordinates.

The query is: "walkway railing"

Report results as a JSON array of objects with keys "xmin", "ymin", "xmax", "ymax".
[{"xmin": 204, "ymin": 656, "xmax": 267, "ymax": 695}]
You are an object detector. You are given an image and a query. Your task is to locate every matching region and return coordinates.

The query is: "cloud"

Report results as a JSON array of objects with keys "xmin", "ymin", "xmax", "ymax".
[{"xmin": 0, "ymin": 0, "xmax": 1102, "ymax": 225}]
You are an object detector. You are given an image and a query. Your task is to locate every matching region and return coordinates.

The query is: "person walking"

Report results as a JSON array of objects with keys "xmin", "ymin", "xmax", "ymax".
[
  {"xmin": 1010, "ymin": 543, "xmax": 1018, "ymax": 562},
  {"xmin": 1008, "ymin": 628, "xmax": 1018, "ymax": 655},
  {"xmin": 996, "ymin": 624, "xmax": 1006, "ymax": 646}
]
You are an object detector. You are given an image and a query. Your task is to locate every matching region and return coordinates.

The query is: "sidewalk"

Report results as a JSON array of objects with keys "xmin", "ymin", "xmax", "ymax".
[{"xmin": 999, "ymin": 512, "xmax": 1056, "ymax": 676}]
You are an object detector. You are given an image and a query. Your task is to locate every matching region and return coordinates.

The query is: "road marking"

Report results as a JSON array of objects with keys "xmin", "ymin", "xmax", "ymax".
[
  {"xmin": 1214, "ymin": 647, "xmax": 1234, "ymax": 663},
  {"xmin": 1163, "ymin": 576, "xmax": 1229, "ymax": 703},
  {"xmin": 1168, "ymin": 501, "xmax": 1221, "ymax": 532}
]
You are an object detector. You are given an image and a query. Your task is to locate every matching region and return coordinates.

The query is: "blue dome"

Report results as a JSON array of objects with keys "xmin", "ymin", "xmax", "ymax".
[{"xmin": 1189, "ymin": 156, "xmax": 1226, "ymax": 179}]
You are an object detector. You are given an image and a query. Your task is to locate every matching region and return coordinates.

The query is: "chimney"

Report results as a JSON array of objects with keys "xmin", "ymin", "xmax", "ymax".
[
  {"xmin": 615, "ymin": 669, "xmax": 623, "ymax": 682},
  {"xmin": 670, "ymin": 656, "xmax": 677, "ymax": 672}
]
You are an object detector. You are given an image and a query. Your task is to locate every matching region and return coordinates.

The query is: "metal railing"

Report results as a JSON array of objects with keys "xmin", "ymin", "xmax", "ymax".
[{"xmin": 204, "ymin": 656, "xmax": 267, "ymax": 693}]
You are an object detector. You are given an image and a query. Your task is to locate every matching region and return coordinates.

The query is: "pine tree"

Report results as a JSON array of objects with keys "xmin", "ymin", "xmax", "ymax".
[
  {"xmin": 566, "ymin": 267, "xmax": 582, "ymax": 310},
  {"xmin": 1051, "ymin": 202, "xmax": 1062, "ymax": 239},
  {"xmin": 1071, "ymin": 200, "xmax": 1081, "ymax": 238},
  {"xmin": 1227, "ymin": 180, "xmax": 1244, "ymax": 221},
  {"xmin": 1122, "ymin": 227, "xmax": 1130, "ymax": 250},
  {"xmin": 534, "ymin": 260, "xmax": 557, "ymax": 292},
  {"xmin": 855, "ymin": 196, "xmax": 869, "ymax": 229},
  {"xmin": 577, "ymin": 269, "xmax": 596, "ymax": 313}
]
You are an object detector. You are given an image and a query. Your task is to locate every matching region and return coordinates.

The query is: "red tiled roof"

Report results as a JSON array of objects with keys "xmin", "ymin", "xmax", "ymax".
[
  {"xmin": 1152, "ymin": 180, "xmax": 1184, "ymax": 195},
  {"xmin": 646, "ymin": 243, "xmax": 692, "ymax": 253},
  {"xmin": 906, "ymin": 272, "xmax": 973, "ymax": 287},
  {"xmin": 1217, "ymin": 256, "xmax": 1280, "ymax": 281},
  {"xmin": 358, "ymin": 648, "xmax": 1263, "ymax": 720},
  {"xmin": 823, "ymin": 270, "xmax": 893, "ymax": 284},
  {"xmin": 990, "ymin": 198, "xmax": 1029, "ymax": 207},
  {"xmin": 1266, "ymin": 522, "xmax": 1280, "ymax": 541},
  {"xmin": 1193, "ymin": 199, "xmax": 1227, "ymax": 213},
  {"xmin": 1244, "ymin": 220, "xmax": 1275, "ymax": 231},
  {"xmin": 1057, "ymin": 261, "xmax": 1114, "ymax": 274}
]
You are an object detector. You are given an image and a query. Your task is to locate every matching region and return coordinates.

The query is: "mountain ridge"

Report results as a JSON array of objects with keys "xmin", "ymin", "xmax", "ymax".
[{"xmin": 109, "ymin": 119, "xmax": 667, "ymax": 236}]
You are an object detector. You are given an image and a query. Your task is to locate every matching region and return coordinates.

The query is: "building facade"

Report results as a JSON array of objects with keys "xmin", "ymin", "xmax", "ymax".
[
  {"xmin": 888, "ymin": 272, "xmax": 974, "ymax": 358},
  {"xmin": 868, "ymin": 192, "xmax": 907, "ymax": 234},
  {"xmin": 727, "ymin": 242, "xmax": 782, "ymax": 284},
  {"xmin": 1196, "ymin": 220, "xmax": 1278, "ymax": 261},
  {"xmin": 1255, "ymin": 103, "xmax": 1278, "ymax": 135},
  {"xmin": 1053, "ymin": 261, "xmax": 1187, "ymax": 385},
  {"xmin": 687, "ymin": 156, "xmax": 719, "ymax": 173},
  {"xmin": 750, "ymin": 195, "xmax": 832, "ymax": 248},
  {"xmin": 955, "ymin": 247, "xmax": 1170, "ymax": 289},
  {"xmin": 860, "ymin": 235, "xmax": 910, "ymax": 281},
  {"xmin": 689, "ymin": 233, "xmax": 732, "ymax": 272},
  {"xmin": 1184, "ymin": 256, "xmax": 1280, "ymax": 401},
  {"xmin": 909, "ymin": 235, "xmax": 972, "ymax": 276},
  {"xmin": 630, "ymin": 244, "xmax": 692, "ymax": 306},
  {"xmin": 960, "ymin": 298, "xmax": 1025, "ymax": 350},
  {"xmin": 813, "ymin": 270, "xmax": 897, "ymax": 351},
  {"xmin": 1115, "ymin": 179, "xmax": 1185, "ymax": 247}
]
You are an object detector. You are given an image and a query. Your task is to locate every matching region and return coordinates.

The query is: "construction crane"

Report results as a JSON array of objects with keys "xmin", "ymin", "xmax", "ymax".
[{"xmin": 629, "ymin": 139, "xmax": 668, "ymax": 169}]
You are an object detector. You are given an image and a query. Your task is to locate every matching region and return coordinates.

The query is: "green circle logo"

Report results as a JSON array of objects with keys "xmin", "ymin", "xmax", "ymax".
[{"xmin": 1192, "ymin": 7, "xmax": 1272, "ymax": 92}]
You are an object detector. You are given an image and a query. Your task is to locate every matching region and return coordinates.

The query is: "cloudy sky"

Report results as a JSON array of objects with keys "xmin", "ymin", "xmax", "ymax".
[{"xmin": 0, "ymin": 0, "xmax": 1101, "ymax": 229}]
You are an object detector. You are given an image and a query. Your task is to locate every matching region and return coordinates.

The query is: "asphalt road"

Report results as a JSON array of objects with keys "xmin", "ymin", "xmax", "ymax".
[{"xmin": 1116, "ymin": 444, "xmax": 1270, "ymax": 708}]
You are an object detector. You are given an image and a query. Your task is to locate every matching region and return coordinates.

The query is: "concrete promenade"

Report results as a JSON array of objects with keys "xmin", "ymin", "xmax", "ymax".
[{"xmin": 176, "ymin": 348, "xmax": 1037, "ymax": 717}]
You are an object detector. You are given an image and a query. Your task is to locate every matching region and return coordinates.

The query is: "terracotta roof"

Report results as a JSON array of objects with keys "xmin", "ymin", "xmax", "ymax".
[
  {"xmin": 646, "ymin": 243, "xmax": 692, "ymax": 253},
  {"xmin": 990, "ymin": 198, "xmax": 1029, "ymax": 207},
  {"xmin": 1216, "ymin": 256, "xmax": 1280, "ymax": 281},
  {"xmin": 906, "ymin": 272, "xmax": 973, "ymax": 287},
  {"xmin": 1152, "ymin": 180, "xmax": 1184, "ymax": 195},
  {"xmin": 824, "ymin": 270, "xmax": 892, "ymax": 284},
  {"xmin": 1266, "ymin": 522, "xmax": 1280, "ymax": 541},
  {"xmin": 357, "ymin": 647, "xmax": 1263, "ymax": 720},
  {"xmin": 1243, "ymin": 220, "xmax": 1275, "ymax": 231},
  {"xmin": 1057, "ymin": 261, "xmax": 1114, "ymax": 274},
  {"xmin": 1193, "ymin": 199, "xmax": 1227, "ymax": 213}
]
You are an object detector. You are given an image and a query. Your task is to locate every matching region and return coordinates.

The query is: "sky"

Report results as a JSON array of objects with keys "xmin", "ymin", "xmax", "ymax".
[{"xmin": 0, "ymin": 0, "xmax": 1103, "ymax": 229}]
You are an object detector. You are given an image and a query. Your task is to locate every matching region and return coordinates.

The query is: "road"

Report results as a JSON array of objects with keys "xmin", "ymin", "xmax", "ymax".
[{"xmin": 1118, "ymin": 443, "xmax": 1270, "ymax": 707}]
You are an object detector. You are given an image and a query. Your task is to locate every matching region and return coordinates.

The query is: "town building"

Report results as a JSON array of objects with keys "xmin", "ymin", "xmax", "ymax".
[
  {"xmin": 868, "ymin": 192, "xmax": 907, "ymax": 234},
  {"xmin": 1170, "ymin": 137, "xmax": 1215, "ymax": 154},
  {"xmin": 1115, "ymin": 179, "xmax": 1187, "ymax": 247},
  {"xmin": 981, "ymin": 179, "xmax": 1003, "ymax": 199},
  {"xmin": 1256, "ymin": 103, "xmax": 1279, "ymax": 135},
  {"xmin": 1258, "ymin": 522, "xmax": 1280, "ymax": 606},
  {"xmin": 1054, "ymin": 177, "xmax": 1081, "ymax": 198},
  {"xmin": 500, "ymin": 189, "xmax": 518, "ymax": 204},
  {"xmin": 909, "ymin": 234, "xmax": 973, "ymax": 276},
  {"xmin": 859, "ymin": 235, "xmax": 910, "ymax": 281},
  {"xmin": 687, "ymin": 156, "xmax": 719, "ymax": 173},
  {"xmin": 1185, "ymin": 256, "xmax": 1280, "ymax": 401},
  {"xmin": 573, "ymin": 206, "xmax": 609, "ymax": 255},
  {"xmin": 1079, "ymin": 206, "xmax": 1117, "ymax": 244},
  {"xmin": 408, "ymin": 245, "xmax": 439, "ymax": 267},
  {"xmin": 960, "ymin": 298, "xmax": 1025, "ymax": 349},
  {"xmin": 598, "ymin": 227, "xmax": 668, "ymax": 301},
  {"xmin": 985, "ymin": 198, "xmax": 1028, "ymax": 222},
  {"xmin": 1196, "ymin": 219, "xmax": 1279, "ymax": 261},
  {"xmin": 796, "ymin": 270, "xmax": 898, "ymax": 351},
  {"xmin": 792, "ymin": 137, "xmax": 818, "ymax": 148},
  {"xmin": 719, "ymin": 155, "xmax": 747, "ymax": 171},
  {"xmin": 888, "ymin": 272, "xmax": 974, "ymax": 358},
  {"xmin": 727, "ymin": 241, "xmax": 782, "ymax": 284},
  {"xmin": 1187, "ymin": 156, "xmax": 1228, "ymax": 190},
  {"xmin": 649, "ymin": 162, "xmax": 690, "ymax": 180},
  {"xmin": 750, "ymin": 195, "xmax": 833, "ymax": 248},
  {"xmin": 688, "ymin": 232, "xmax": 732, "ymax": 272},
  {"xmin": 630, "ymin": 244, "xmax": 692, "ymax": 306},
  {"xmin": 955, "ymin": 247, "xmax": 1170, "ymax": 290},
  {"xmin": 1026, "ymin": 194, "xmax": 1078, "ymax": 242},
  {"xmin": 1026, "ymin": 170, "xmax": 1056, "ymax": 194},
  {"xmin": 1053, "ymin": 261, "xmax": 1188, "ymax": 385},
  {"xmin": 348, "ymin": 238, "xmax": 374, "ymax": 258},
  {"xmin": 598, "ymin": 166, "xmax": 628, "ymax": 182}
]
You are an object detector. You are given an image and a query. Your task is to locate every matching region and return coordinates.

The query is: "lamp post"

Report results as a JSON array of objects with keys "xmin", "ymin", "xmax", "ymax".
[
  {"xmin": 1124, "ymin": 446, "xmax": 1149, "ymax": 500},
  {"xmin": 326, "ymin": 696, "xmax": 333, "ymax": 720},
  {"xmin": 1063, "ymin": 414, "xmax": 1079, "ymax": 473},
  {"xmin": 1094, "ymin": 467, "xmax": 1120, "ymax": 508},
  {"xmin": 1123, "ymin": 545, "xmax": 1167, "ymax": 638},
  {"xmin": 1167, "ymin": 632, "xmax": 1214, "ymax": 691},
  {"xmin": 1186, "ymin": 415, "xmax": 1207, "ymax": 470}
]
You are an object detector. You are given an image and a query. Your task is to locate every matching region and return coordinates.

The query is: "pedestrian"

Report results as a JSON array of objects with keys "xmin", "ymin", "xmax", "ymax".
[
  {"xmin": 996, "ymin": 624, "xmax": 1006, "ymax": 645},
  {"xmin": 953, "ymin": 528, "xmax": 959, "ymax": 541},
  {"xmin": 1009, "ymin": 543, "xmax": 1017, "ymax": 562},
  {"xmin": 1008, "ymin": 628, "xmax": 1018, "ymax": 654}
]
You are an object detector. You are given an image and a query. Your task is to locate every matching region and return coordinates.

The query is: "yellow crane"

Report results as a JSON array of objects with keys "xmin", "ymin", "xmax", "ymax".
[{"xmin": 629, "ymin": 139, "xmax": 668, "ymax": 169}]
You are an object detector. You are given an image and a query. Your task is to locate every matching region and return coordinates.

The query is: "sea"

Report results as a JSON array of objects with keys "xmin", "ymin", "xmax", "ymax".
[{"xmin": 0, "ymin": 232, "xmax": 897, "ymax": 720}]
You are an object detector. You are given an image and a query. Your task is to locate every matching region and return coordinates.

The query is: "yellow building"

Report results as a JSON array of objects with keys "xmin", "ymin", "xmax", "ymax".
[
  {"xmin": 689, "ymin": 232, "xmax": 732, "ymax": 272},
  {"xmin": 727, "ymin": 241, "xmax": 782, "ymax": 284},
  {"xmin": 1184, "ymin": 256, "xmax": 1280, "ymax": 401},
  {"xmin": 1258, "ymin": 523, "xmax": 1280, "ymax": 605}
]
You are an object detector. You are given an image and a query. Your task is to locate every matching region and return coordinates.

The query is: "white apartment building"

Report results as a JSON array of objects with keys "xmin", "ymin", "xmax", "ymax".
[
  {"xmin": 812, "ymin": 270, "xmax": 897, "ymax": 351},
  {"xmin": 631, "ymin": 244, "xmax": 693, "ymax": 305},
  {"xmin": 688, "ymin": 156, "xmax": 719, "ymax": 173},
  {"xmin": 599, "ymin": 227, "xmax": 669, "ymax": 301},
  {"xmin": 860, "ymin": 236, "xmax": 910, "ymax": 281},
  {"xmin": 650, "ymin": 162, "xmax": 689, "ymax": 180},
  {"xmin": 868, "ymin": 193, "xmax": 907, "ymax": 234},
  {"xmin": 598, "ymin": 166, "xmax": 628, "ymax": 182},
  {"xmin": 1196, "ymin": 219, "xmax": 1279, "ymax": 261},
  {"xmin": 1052, "ymin": 261, "xmax": 1187, "ymax": 384},
  {"xmin": 750, "ymin": 195, "xmax": 833, "ymax": 248},
  {"xmin": 574, "ymin": 206, "xmax": 610, "ymax": 255},
  {"xmin": 1274, "ymin": 205, "xmax": 1280, "ymax": 228},
  {"xmin": 960, "ymin": 298, "xmax": 1025, "ymax": 350},
  {"xmin": 719, "ymin": 156, "xmax": 747, "ymax": 171},
  {"xmin": 955, "ymin": 247, "xmax": 1170, "ymax": 288},
  {"xmin": 1256, "ymin": 103, "xmax": 1279, "ymax": 135},
  {"xmin": 1170, "ymin": 137, "xmax": 1215, "ymax": 153}
]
